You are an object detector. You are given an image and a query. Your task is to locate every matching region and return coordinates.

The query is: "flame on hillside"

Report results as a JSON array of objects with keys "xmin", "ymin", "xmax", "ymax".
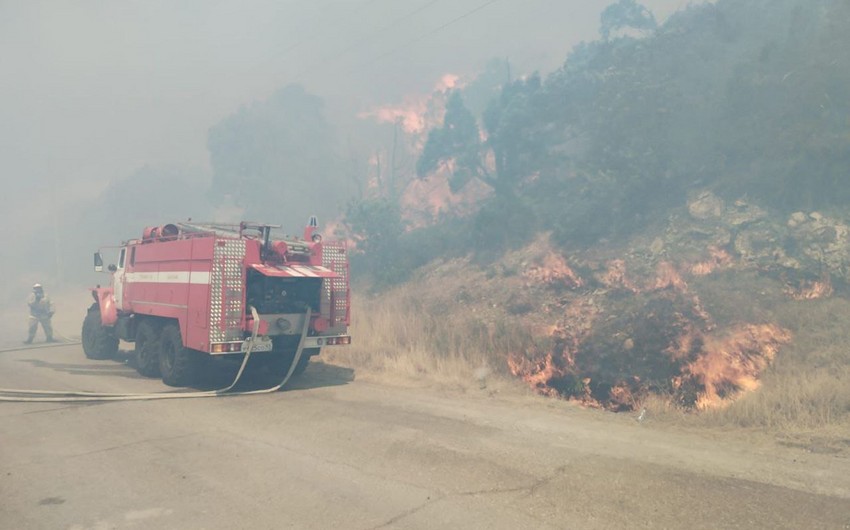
[
  {"xmin": 511, "ymin": 313, "xmax": 789, "ymax": 411},
  {"xmin": 524, "ymin": 253, "xmax": 584, "ymax": 289},
  {"xmin": 653, "ymin": 261, "xmax": 688, "ymax": 291},
  {"xmin": 599, "ymin": 259, "xmax": 639, "ymax": 292},
  {"xmin": 680, "ymin": 324, "xmax": 791, "ymax": 409},
  {"xmin": 690, "ymin": 247, "xmax": 734, "ymax": 276},
  {"xmin": 785, "ymin": 276, "xmax": 833, "ymax": 300},
  {"xmin": 400, "ymin": 168, "xmax": 493, "ymax": 228},
  {"xmin": 358, "ymin": 73, "xmax": 492, "ymax": 227},
  {"xmin": 508, "ymin": 299, "xmax": 600, "ymax": 404},
  {"xmin": 509, "ymin": 251, "xmax": 790, "ymax": 411},
  {"xmin": 360, "ymin": 74, "xmax": 460, "ymax": 136}
]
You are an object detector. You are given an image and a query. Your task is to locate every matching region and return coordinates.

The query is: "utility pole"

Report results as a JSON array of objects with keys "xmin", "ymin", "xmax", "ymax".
[
  {"xmin": 374, "ymin": 149, "xmax": 382, "ymax": 193},
  {"xmin": 390, "ymin": 120, "xmax": 399, "ymax": 199}
]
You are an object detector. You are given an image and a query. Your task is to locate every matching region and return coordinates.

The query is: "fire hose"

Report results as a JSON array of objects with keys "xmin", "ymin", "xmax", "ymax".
[{"xmin": 0, "ymin": 306, "xmax": 310, "ymax": 402}]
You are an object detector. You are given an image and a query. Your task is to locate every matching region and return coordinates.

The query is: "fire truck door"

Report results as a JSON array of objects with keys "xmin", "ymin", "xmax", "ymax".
[{"xmin": 113, "ymin": 247, "xmax": 127, "ymax": 309}]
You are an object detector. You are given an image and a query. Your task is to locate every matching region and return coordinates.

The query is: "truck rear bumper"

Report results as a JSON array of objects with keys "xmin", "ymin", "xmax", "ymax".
[
  {"xmin": 208, "ymin": 334, "xmax": 350, "ymax": 355},
  {"xmin": 303, "ymin": 335, "xmax": 351, "ymax": 347}
]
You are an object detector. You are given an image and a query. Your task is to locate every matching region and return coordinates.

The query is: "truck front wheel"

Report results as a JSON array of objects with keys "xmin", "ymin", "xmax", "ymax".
[
  {"xmin": 159, "ymin": 323, "xmax": 202, "ymax": 387},
  {"xmin": 81, "ymin": 304, "xmax": 119, "ymax": 360}
]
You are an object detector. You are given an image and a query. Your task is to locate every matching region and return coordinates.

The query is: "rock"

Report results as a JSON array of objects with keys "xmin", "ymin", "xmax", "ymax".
[
  {"xmin": 777, "ymin": 256, "xmax": 801, "ymax": 270},
  {"xmin": 788, "ymin": 212, "xmax": 807, "ymax": 228},
  {"xmin": 733, "ymin": 223, "xmax": 781, "ymax": 263},
  {"xmin": 787, "ymin": 212, "xmax": 850, "ymax": 281},
  {"xmin": 649, "ymin": 237, "xmax": 664, "ymax": 255},
  {"xmin": 725, "ymin": 200, "xmax": 767, "ymax": 227},
  {"xmin": 688, "ymin": 191, "xmax": 724, "ymax": 220}
]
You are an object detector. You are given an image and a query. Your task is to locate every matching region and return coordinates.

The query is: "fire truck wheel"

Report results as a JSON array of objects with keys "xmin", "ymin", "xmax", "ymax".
[
  {"xmin": 134, "ymin": 320, "xmax": 161, "ymax": 378},
  {"xmin": 159, "ymin": 323, "xmax": 201, "ymax": 387},
  {"xmin": 81, "ymin": 305, "xmax": 119, "ymax": 360}
]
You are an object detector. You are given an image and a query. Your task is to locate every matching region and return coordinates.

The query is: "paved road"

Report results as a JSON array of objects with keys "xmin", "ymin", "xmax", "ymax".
[{"xmin": 1, "ymin": 343, "xmax": 849, "ymax": 529}]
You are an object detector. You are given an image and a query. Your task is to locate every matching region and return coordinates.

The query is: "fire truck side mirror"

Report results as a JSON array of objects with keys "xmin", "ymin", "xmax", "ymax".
[
  {"xmin": 108, "ymin": 264, "xmax": 118, "ymax": 273},
  {"xmin": 94, "ymin": 252, "xmax": 103, "ymax": 273}
]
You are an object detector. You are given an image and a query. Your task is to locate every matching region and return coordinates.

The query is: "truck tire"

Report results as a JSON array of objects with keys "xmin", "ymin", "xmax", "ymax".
[
  {"xmin": 81, "ymin": 304, "xmax": 119, "ymax": 360},
  {"xmin": 134, "ymin": 320, "xmax": 161, "ymax": 378},
  {"xmin": 159, "ymin": 323, "xmax": 201, "ymax": 387}
]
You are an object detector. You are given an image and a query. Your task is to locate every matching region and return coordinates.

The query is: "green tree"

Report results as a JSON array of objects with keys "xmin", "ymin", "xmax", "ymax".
[
  {"xmin": 207, "ymin": 84, "xmax": 350, "ymax": 229},
  {"xmin": 417, "ymin": 91, "xmax": 484, "ymax": 192},
  {"xmin": 600, "ymin": 0, "xmax": 657, "ymax": 40},
  {"xmin": 345, "ymin": 198, "xmax": 404, "ymax": 255},
  {"xmin": 345, "ymin": 197, "xmax": 414, "ymax": 284}
]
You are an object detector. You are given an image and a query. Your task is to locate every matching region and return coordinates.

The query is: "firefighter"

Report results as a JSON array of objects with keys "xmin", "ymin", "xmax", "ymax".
[{"xmin": 24, "ymin": 283, "xmax": 55, "ymax": 344}]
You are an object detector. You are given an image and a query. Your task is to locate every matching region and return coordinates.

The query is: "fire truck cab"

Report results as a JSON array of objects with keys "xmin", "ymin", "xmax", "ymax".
[{"xmin": 83, "ymin": 220, "xmax": 350, "ymax": 387}]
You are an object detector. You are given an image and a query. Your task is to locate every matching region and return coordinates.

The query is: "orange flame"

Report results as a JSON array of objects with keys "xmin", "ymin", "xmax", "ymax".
[
  {"xmin": 684, "ymin": 324, "xmax": 791, "ymax": 409},
  {"xmin": 509, "ymin": 262, "xmax": 789, "ymax": 412},
  {"xmin": 359, "ymin": 74, "xmax": 461, "ymax": 136},
  {"xmin": 358, "ymin": 73, "xmax": 490, "ymax": 227},
  {"xmin": 507, "ymin": 351, "xmax": 564, "ymax": 399},
  {"xmin": 399, "ymin": 167, "xmax": 492, "ymax": 228},
  {"xmin": 508, "ymin": 300, "xmax": 600, "ymax": 404},
  {"xmin": 785, "ymin": 276, "xmax": 833, "ymax": 300},
  {"xmin": 524, "ymin": 253, "xmax": 584, "ymax": 289},
  {"xmin": 653, "ymin": 261, "xmax": 688, "ymax": 291},
  {"xmin": 600, "ymin": 259, "xmax": 639, "ymax": 292},
  {"xmin": 608, "ymin": 379, "xmax": 642, "ymax": 412},
  {"xmin": 690, "ymin": 247, "xmax": 734, "ymax": 276}
]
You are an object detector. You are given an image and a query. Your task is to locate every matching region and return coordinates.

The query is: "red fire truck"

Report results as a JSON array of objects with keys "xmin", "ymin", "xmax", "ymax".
[{"xmin": 82, "ymin": 220, "xmax": 350, "ymax": 387}]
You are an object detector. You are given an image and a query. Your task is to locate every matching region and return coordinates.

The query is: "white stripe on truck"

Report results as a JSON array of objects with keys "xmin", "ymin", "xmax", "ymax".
[{"xmin": 124, "ymin": 271, "xmax": 211, "ymax": 285}]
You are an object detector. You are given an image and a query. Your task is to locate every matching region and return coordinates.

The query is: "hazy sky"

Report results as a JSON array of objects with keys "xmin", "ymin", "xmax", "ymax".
[{"xmin": 0, "ymin": 0, "xmax": 689, "ymax": 219}]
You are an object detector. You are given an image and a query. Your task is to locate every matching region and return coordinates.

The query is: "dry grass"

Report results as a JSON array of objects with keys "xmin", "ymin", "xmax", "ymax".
[
  {"xmin": 323, "ymin": 286, "xmax": 530, "ymax": 392},
  {"xmin": 331, "ymin": 270, "xmax": 850, "ymax": 441},
  {"xmin": 696, "ymin": 297, "xmax": 850, "ymax": 431},
  {"xmin": 698, "ymin": 367, "xmax": 850, "ymax": 430},
  {"xmin": 641, "ymin": 295, "xmax": 850, "ymax": 437}
]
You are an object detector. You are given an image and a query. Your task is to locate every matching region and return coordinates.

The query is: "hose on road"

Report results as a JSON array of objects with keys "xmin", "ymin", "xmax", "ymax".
[
  {"xmin": 0, "ymin": 306, "xmax": 311, "ymax": 403},
  {"xmin": 0, "ymin": 341, "xmax": 82, "ymax": 355}
]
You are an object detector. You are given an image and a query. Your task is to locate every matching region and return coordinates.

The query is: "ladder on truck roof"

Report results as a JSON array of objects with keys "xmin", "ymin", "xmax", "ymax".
[{"xmin": 177, "ymin": 222, "xmax": 282, "ymax": 240}]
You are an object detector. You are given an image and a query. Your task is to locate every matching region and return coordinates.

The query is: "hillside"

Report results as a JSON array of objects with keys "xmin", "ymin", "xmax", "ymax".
[{"xmin": 332, "ymin": 0, "xmax": 850, "ymax": 435}]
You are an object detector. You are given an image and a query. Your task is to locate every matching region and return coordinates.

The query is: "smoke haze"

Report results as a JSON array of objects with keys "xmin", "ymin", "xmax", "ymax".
[{"xmin": 0, "ymin": 0, "xmax": 687, "ymax": 336}]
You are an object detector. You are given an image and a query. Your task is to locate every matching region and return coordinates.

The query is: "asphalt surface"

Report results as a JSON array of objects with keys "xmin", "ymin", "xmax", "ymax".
[{"xmin": 1, "ymin": 342, "xmax": 849, "ymax": 529}]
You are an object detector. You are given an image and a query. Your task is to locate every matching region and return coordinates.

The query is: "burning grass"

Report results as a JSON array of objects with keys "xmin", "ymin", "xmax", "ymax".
[
  {"xmin": 691, "ymin": 296, "xmax": 850, "ymax": 431},
  {"xmin": 334, "ymin": 237, "xmax": 850, "ymax": 438},
  {"xmin": 523, "ymin": 252, "xmax": 584, "ymax": 289},
  {"xmin": 506, "ymin": 254, "xmax": 794, "ymax": 411},
  {"xmin": 508, "ymin": 291, "xmax": 791, "ymax": 412}
]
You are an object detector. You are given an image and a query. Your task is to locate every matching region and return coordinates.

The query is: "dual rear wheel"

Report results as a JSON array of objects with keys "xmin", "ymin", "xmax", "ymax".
[
  {"xmin": 88, "ymin": 311, "xmax": 311, "ymax": 387},
  {"xmin": 133, "ymin": 320, "xmax": 201, "ymax": 387}
]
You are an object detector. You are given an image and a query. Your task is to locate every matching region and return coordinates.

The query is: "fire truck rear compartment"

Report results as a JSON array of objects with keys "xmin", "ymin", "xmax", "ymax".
[{"xmin": 246, "ymin": 270, "xmax": 321, "ymax": 315}]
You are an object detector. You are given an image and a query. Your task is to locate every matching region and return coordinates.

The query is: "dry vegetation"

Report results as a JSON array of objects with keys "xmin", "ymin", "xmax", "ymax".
[
  {"xmin": 691, "ymin": 297, "xmax": 850, "ymax": 432},
  {"xmin": 323, "ymin": 286, "xmax": 532, "ymax": 393},
  {"xmin": 326, "ymin": 264, "xmax": 850, "ymax": 443}
]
